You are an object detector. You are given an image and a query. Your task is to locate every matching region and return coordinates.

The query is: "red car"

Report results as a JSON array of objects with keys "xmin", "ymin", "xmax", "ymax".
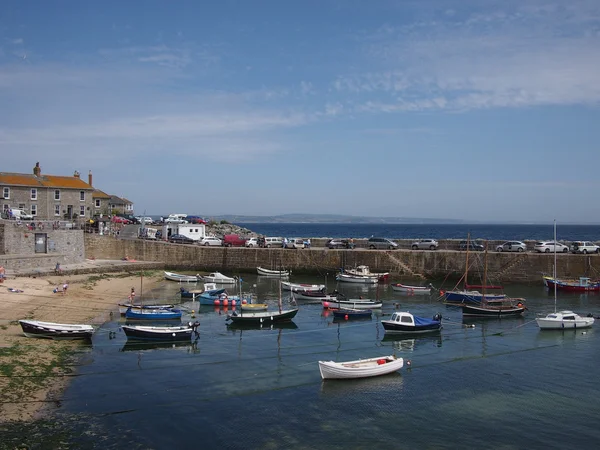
[
  {"xmin": 111, "ymin": 216, "xmax": 130, "ymax": 224},
  {"xmin": 222, "ymin": 234, "xmax": 246, "ymax": 247}
]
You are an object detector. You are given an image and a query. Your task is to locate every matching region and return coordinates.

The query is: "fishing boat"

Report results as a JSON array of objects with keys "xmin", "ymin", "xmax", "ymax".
[
  {"xmin": 118, "ymin": 303, "xmax": 175, "ymax": 316},
  {"xmin": 322, "ymin": 299, "xmax": 382, "ymax": 309},
  {"xmin": 318, "ymin": 355, "xmax": 404, "ymax": 380},
  {"xmin": 391, "ymin": 283, "xmax": 433, "ymax": 294},
  {"xmin": 459, "ymin": 242, "xmax": 527, "ymax": 318},
  {"xmin": 18, "ymin": 319, "xmax": 94, "ymax": 340},
  {"xmin": 281, "ymin": 281, "xmax": 325, "ymax": 293},
  {"xmin": 332, "ymin": 308, "xmax": 372, "ymax": 320},
  {"xmin": 544, "ymin": 276, "xmax": 600, "ymax": 293},
  {"xmin": 226, "ymin": 280, "xmax": 299, "ymax": 325},
  {"xmin": 536, "ymin": 221, "xmax": 595, "ymax": 330},
  {"xmin": 121, "ymin": 322, "xmax": 199, "ymax": 341},
  {"xmin": 342, "ymin": 265, "xmax": 389, "ymax": 282},
  {"xmin": 293, "ymin": 289, "xmax": 343, "ymax": 302},
  {"xmin": 336, "ymin": 273, "xmax": 379, "ymax": 284},
  {"xmin": 257, "ymin": 266, "xmax": 290, "ymax": 277},
  {"xmin": 125, "ymin": 307, "xmax": 183, "ymax": 320},
  {"xmin": 381, "ymin": 312, "xmax": 442, "ymax": 334},
  {"xmin": 179, "ymin": 287, "xmax": 204, "ymax": 299},
  {"xmin": 164, "ymin": 271, "xmax": 200, "ymax": 282},
  {"xmin": 197, "ymin": 288, "xmax": 241, "ymax": 306},
  {"xmin": 201, "ymin": 272, "xmax": 236, "ymax": 284}
]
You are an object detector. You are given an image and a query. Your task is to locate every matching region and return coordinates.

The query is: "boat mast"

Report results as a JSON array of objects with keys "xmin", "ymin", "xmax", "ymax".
[
  {"xmin": 278, "ymin": 279, "xmax": 283, "ymax": 314},
  {"xmin": 464, "ymin": 233, "xmax": 470, "ymax": 287},
  {"xmin": 482, "ymin": 241, "xmax": 488, "ymax": 306},
  {"xmin": 553, "ymin": 219, "xmax": 557, "ymax": 313}
]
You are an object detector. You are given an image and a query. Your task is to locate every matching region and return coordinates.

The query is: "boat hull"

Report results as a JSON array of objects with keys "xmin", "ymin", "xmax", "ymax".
[
  {"xmin": 19, "ymin": 320, "xmax": 94, "ymax": 340},
  {"xmin": 257, "ymin": 267, "xmax": 290, "ymax": 277},
  {"xmin": 164, "ymin": 271, "xmax": 199, "ymax": 282},
  {"xmin": 391, "ymin": 284, "xmax": 432, "ymax": 294},
  {"xmin": 125, "ymin": 308, "xmax": 183, "ymax": 320},
  {"xmin": 332, "ymin": 309, "xmax": 372, "ymax": 320},
  {"xmin": 281, "ymin": 282, "xmax": 325, "ymax": 292},
  {"xmin": 461, "ymin": 303, "xmax": 526, "ymax": 317},
  {"xmin": 443, "ymin": 291, "xmax": 506, "ymax": 304},
  {"xmin": 227, "ymin": 308, "xmax": 299, "ymax": 324},
  {"xmin": 322, "ymin": 300, "xmax": 382, "ymax": 310},
  {"xmin": 536, "ymin": 311, "xmax": 595, "ymax": 329},
  {"xmin": 122, "ymin": 325, "xmax": 193, "ymax": 341},
  {"xmin": 240, "ymin": 303, "xmax": 268, "ymax": 311},
  {"xmin": 118, "ymin": 303, "xmax": 175, "ymax": 316},
  {"xmin": 545, "ymin": 278, "xmax": 600, "ymax": 292},
  {"xmin": 381, "ymin": 321, "xmax": 441, "ymax": 334},
  {"xmin": 319, "ymin": 355, "xmax": 403, "ymax": 380},
  {"xmin": 336, "ymin": 274, "xmax": 379, "ymax": 284}
]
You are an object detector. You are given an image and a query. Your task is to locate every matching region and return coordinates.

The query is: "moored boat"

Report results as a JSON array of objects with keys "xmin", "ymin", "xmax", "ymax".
[
  {"xmin": 381, "ymin": 312, "xmax": 442, "ymax": 334},
  {"xmin": 391, "ymin": 283, "xmax": 433, "ymax": 294},
  {"xmin": 332, "ymin": 308, "xmax": 372, "ymax": 320},
  {"xmin": 318, "ymin": 355, "xmax": 404, "ymax": 380},
  {"xmin": 122, "ymin": 323, "xmax": 199, "ymax": 341},
  {"xmin": 322, "ymin": 299, "xmax": 382, "ymax": 310},
  {"xmin": 125, "ymin": 307, "xmax": 183, "ymax": 320},
  {"xmin": 545, "ymin": 276, "xmax": 600, "ymax": 293},
  {"xmin": 18, "ymin": 319, "xmax": 94, "ymax": 340},
  {"xmin": 164, "ymin": 271, "xmax": 200, "ymax": 282},
  {"xmin": 240, "ymin": 302, "xmax": 268, "ymax": 312},
  {"xmin": 535, "ymin": 311, "xmax": 595, "ymax": 329},
  {"xmin": 118, "ymin": 303, "xmax": 175, "ymax": 316},
  {"xmin": 201, "ymin": 272, "xmax": 237, "ymax": 284},
  {"xmin": 336, "ymin": 273, "xmax": 379, "ymax": 284},
  {"xmin": 342, "ymin": 265, "xmax": 389, "ymax": 282},
  {"xmin": 281, "ymin": 281, "xmax": 325, "ymax": 293},
  {"xmin": 257, "ymin": 266, "xmax": 290, "ymax": 277}
]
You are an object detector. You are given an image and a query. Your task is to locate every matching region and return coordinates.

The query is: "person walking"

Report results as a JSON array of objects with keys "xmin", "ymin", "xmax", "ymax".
[
  {"xmin": 129, "ymin": 287, "xmax": 136, "ymax": 303},
  {"xmin": 62, "ymin": 281, "xmax": 68, "ymax": 295}
]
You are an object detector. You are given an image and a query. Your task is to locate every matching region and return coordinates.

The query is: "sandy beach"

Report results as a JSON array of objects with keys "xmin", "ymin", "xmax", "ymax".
[{"xmin": 0, "ymin": 268, "xmax": 165, "ymax": 423}]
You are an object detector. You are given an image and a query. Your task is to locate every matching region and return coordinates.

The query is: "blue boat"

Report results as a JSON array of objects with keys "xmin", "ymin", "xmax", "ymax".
[
  {"xmin": 332, "ymin": 308, "xmax": 373, "ymax": 320},
  {"xmin": 125, "ymin": 307, "xmax": 183, "ymax": 320},
  {"xmin": 443, "ymin": 290, "xmax": 506, "ymax": 305},
  {"xmin": 381, "ymin": 312, "xmax": 442, "ymax": 334}
]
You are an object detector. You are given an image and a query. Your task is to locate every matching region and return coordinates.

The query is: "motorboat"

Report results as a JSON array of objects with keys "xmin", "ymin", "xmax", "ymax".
[
  {"xmin": 202, "ymin": 272, "xmax": 236, "ymax": 284},
  {"xmin": 535, "ymin": 311, "xmax": 595, "ymax": 330},
  {"xmin": 381, "ymin": 311, "xmax": 442, "ymax": 334},
  {"xmin": 281, "ymin": 281, "xmax": 325, "ymax": 292},
  {"xmin": 318, "ymin": 355, "xmax": 404, "ymax": 380},
  {"xmin": 121, "ymin": 323, "xmax": 199, "ymax": 341},
  {"xmin": 164, "ymin": 271, "xmax": 200, "ymax": 282},
  {"xmin": 257, "ymin": 266, "xmax": 290, "ymax": 277},
  {"xmin": 336, "ymin": 273, "xmax": 379, "ymax": 284},
  {"xmin": 342, "ymin": 265, "xmax": 389, "ymax": 282}
]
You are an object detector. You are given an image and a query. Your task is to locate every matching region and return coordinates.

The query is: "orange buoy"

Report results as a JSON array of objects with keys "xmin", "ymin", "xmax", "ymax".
[
  {"xmin": 344, "ymin": 314, "xmax": 349, "ymax": 320},
  {"xmin": 323, "ymin": 301, "xmax": 330, "ymax": 309},
  {"xmin": 213, "ymin": 299, "xmax": 220, "ymax": 306},
  {"xmin": 223, "ymin": 299, "xmax": 228, "ymax": 306}
]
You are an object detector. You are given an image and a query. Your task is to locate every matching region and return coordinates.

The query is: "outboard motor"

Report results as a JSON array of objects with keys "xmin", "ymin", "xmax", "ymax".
[{"xmin": 433, "ymin": 313, "xmax": 442, "ymax": 322}]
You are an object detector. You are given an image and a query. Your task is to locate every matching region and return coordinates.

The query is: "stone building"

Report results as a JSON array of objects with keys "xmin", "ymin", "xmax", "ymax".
[
  {"xmin": 108, "ymin": 195, "xmax": 134, "ymax": 215},
  {"xmin": 0, "ymin": 162, "xmax": 95, "ymax": 220}
]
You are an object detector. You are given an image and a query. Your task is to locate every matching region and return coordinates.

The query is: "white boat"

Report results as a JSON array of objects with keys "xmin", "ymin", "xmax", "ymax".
[
  {"xmin": 293, "ymin": 290, "xmax": 339, "ymax": 302},
  {"xmin": 164, "ymin": 271, "xmax": 200, "ymax": 282},
  {"xmin": 318, "ymin": 355, "xmax": 404, "ymax": 380},
  {"xmin": 257, "ymin": 266, "xmax": 290, "ymax": 277},
  {"xmin": 121, "ymin": 324, "xmax": 198, "ymax": 341},
  {"xmin": 202, "ymin": 272, "xmax": 236, "ymax": 284},
  {"xmin": 322, "ymin": 299, "xmax": 382, "ymax": 309},
  {"xmin": 18, "ymin": 319, "xmax": 94, "ymax": 340},
  {"xmin": 281, "ymin": 281, "xmax": 325, "ymax": 292},
  {"xmin": 536, "ymin": 221, "xmax": 595, "ymax": 330},
  {"xmin": 118, "ymin": 303, "xmax": 175, "ymax": 316},
  {"xmin": 336, "ymin": 273, "xmax": 379, "ymax": 284},
  {"xmin": 391, "ymin": 283, "xmax": 433, "ymax": 294},
  {"xmin": 536, "ymin": 311, "xmax": 595, "ymax": 330},
  {"xmin": 343, "ymin": 265, "xmax": 389, "ymax": 282}
]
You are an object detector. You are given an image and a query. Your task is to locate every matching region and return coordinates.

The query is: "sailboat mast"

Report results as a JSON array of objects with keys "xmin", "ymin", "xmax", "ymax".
[
  {"xmin": 482, "ymin": 241, "xmax": 488, "ymax": 304},
  {"xmin": 464, "ymin": 233, "xmax": 470, "ymax": 287},
  {"xmin": 553, "ymin": 219, "xmax": 557, "ymax": 313},
  {"xmin": 278, "ymin": 279, "xmax": 283, "ymax": 314}
]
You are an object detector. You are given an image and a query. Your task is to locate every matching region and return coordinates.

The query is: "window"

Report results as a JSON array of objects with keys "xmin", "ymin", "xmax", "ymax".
[
  {"xmin": 2, "ymin": 187, "xmax": 9, "ymax": 199},
  {"xmin": 80, "ymin": 206, "xmax": 85, "ymax": 216},
  {"xmin": 3, "ymin": 204, "xmax": 8, "ymax": 212},
  {"xmin": 80, "ymin": 191, "xmax": 85, "ymax": 201},
  {"xmin": 31, "ymin": 189, "xmax": 37, "ymax": 200},
  {"xmin": 18, "ymin": 203, "xmax": 25, "ymax": 210},
  {"xmin": 54, "ymin": 190, "xmax": 60, "ymax": 200},
  {"xmin": 54, "ymin": 205, "xmax": 61, "ymax": 216},
  {"xmin": 31, "ymin": 204, "xmax": 37, "ymax": 216},
  {"xmin": 94, "ymin": 199, "xmax": 100, "ymax": 207}
]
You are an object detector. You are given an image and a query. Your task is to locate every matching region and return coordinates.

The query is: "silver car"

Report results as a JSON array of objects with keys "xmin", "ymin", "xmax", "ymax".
[
  {"xmin": 496, "ymin": 241, "xmax": 527, "ymax": 252},
  {"xmin": 411, "ymin": 239, "xmax": 439, "ymax": 250},
  {"xmin": 367, "ymin": 237, "xmax": 398, "ymax": 250},
  {"xmin": 534, "ymin": 241, "xmax": 569, "ymax": 253}
]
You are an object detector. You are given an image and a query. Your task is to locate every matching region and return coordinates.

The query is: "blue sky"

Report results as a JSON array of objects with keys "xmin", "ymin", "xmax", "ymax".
[{"xmin": 1, "ymin": 0, "xmax": 599, "ymax": 223}]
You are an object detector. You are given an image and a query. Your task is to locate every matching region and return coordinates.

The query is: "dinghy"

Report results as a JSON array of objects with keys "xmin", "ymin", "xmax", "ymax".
[
  {"xmin": 318, "ymin": 355, "xmax": 404, "ymax": 380},
  {"xmin": 18, "ymin": 319, "xmax": 94, "ymax": 340}
]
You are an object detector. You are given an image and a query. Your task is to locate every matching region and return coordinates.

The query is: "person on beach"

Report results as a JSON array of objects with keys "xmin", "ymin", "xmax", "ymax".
[
  {"xmin": 62, "ymin": 282, "xmax": 68, "ymax": 295},
  {"xmin": 129, "ymin": 287, "xmax": 135, "ymax": 302},
  {"xmin": 0, "ymin": 265, "xmax": 5, "ymax": 283}
]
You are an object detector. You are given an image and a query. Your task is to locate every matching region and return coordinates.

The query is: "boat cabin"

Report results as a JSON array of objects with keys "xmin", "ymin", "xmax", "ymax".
[{"xmin": 390, "ymin": 312, "xmax": 415, "ymax": 325}]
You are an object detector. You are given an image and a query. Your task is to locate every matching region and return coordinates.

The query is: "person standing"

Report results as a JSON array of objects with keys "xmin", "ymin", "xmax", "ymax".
[
  {"xmin": 62, "ymin": 281, "xmax": 69, "ymax": 295},
  {"xmin": 129, "ymin": 287, "xmax": 136, "ymax": 303}
]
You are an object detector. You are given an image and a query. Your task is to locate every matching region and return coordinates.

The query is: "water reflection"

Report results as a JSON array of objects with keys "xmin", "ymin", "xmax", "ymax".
[
  {"xmin": 120, "ymin": 339, "xmax": 199, "ymax": 353},
  {"xmin": 225, "ymin": 321, "xmax": 299, "ymax": 332},
  {"xmin": 319, "ymin": 372, "xmax": 404, "ymax": 397},
  {"xmin": 380, "ymin": 333, "xmax": 443, "ymax": 352}
]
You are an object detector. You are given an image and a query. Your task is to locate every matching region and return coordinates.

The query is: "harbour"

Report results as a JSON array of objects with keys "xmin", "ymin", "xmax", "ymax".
[{"xmin": 3, "ymin": 275, "xmax": 600, "ymax": 448}]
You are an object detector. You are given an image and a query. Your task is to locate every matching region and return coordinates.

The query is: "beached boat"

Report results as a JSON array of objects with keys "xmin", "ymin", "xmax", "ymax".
[
  {"xmin": 18, "ymin": 319, "xmax": 94, "ymax": 340},
  {"xmin": 281, "ymin": 281, "xmax": 325, "ymax": 293},
  {"xmin": 332, "ymin": 308, "xmax": 372, "ymax": 320},
  {"xmin": 391, "ymin": 283, "xmax": 433, "ymax": 294},
  {"xmin": 125, "ymin": 307, "xmax": 183, "ymax": 320},
  {"xmin": 322, "ymin": 299, "xmax": 382, "ymax": 310},
  {"xmin": 381, "ymin": 312, "xmax": 442, "ymax": 334},
  {"xmin": 164, "ymin": 271, "xmax": 200, "ymax": 282},
  {"xmin": 318, "ymin": 355, "xmax": 404, "ymax": 380},
  {"xmin": 201, "ymin": 272, "xmax": 237, "ymax": 284},
  {"xmin": 336, "ymin": 273, "xmax": 379, "ymax": 284},
  {"xmin": 121, "ymin": 323, "xmax": 199, "ymax": 341},
  {"xmin": 342, "ymin": 265, "xmax": 389, "ymax": 282},
  {"xmin": 118, "ymin": 303, "xmax": 175, "ymax": 316},
  {"xmin": 257, "ymin": 266, "xmax": 290, "ymax": 277}
]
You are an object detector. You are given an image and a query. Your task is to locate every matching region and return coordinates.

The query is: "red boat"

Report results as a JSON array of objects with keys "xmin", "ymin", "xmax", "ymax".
[{"xmin": 545, "ymin": 276, "xmax": 600, "ymax": 292}]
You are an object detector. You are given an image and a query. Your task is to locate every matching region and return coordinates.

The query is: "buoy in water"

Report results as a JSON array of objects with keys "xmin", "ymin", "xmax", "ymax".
[
  {"xmin": 231, "ymin": 300, "xmax": 236, "ymax": 306},
  {"xmin": 323, "ymin": 301, "xmax": 330, "ymax": 308},
  {"xmin": 344, "ymin": 314, "xmax": 349, "ymax": 320},
  {"xmin": 213, "ymin": 299, "xmax": 220, "ymax": 306}
]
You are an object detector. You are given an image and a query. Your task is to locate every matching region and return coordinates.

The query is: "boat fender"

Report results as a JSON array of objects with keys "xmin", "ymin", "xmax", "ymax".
[
  {"xmin": 377, "ymin": 359, "xmax": 386, "ymax": 365},
  {"xmin": 344, "ymin": 315, "xmax": 349, "ymax": 320},
  {"xmin": 433, "ymin": 313, "xmax": 442, "ymax": 322}
]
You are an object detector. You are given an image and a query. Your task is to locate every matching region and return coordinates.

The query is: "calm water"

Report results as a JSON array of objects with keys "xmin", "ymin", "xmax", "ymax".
[
  {"xmin": 3, "ymin": 275, "xmax": 600, "ymax": 449},
  {"xmin": 235, "ymin": 223, "xmax": 600, "ymax": 242}
]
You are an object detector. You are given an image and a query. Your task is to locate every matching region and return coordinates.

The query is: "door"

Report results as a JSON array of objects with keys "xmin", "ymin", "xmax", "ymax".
[{"xmin": 35, "ymin": 233, "xmax": 47, "ymax": 253}]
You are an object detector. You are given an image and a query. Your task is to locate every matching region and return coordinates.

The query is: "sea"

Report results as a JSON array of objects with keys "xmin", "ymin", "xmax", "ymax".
[
  {"xmin": 3, "ymin": 275, "xmax": 600, "ymax": 449},
  {"xmin": 235, "ymin": 223, "xmax": 600, "ymax": 242}
]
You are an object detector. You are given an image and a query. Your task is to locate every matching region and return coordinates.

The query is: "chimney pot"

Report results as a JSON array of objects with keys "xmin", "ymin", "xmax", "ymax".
[{"xmin": 88, "ymin": 170, "xmax": 93, "ymax": 187}]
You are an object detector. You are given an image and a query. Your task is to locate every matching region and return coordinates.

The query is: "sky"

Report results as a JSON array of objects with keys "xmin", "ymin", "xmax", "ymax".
[{"xmin": 1, "ymin": 0, "xmax": 599, "ymax": 223}]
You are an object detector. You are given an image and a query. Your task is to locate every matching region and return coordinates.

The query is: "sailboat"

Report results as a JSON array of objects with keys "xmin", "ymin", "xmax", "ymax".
[
  {"xmin": 536, "ymin": 221, "xmax": 595, "ymax": 330},
  {"xmin": 125, "ymin": 270, "xmax": 183, "ymax": 320},
  {"xmin": 460, "ymin": 242, "xmax": 527, "ymax": 317},
  {"xmin": 226, "ymin": 279, "xmax": 299, "ymax": 325},
  {"xmin": 443, "ymin": 233, "xmax": 506, "ymax": 305}
]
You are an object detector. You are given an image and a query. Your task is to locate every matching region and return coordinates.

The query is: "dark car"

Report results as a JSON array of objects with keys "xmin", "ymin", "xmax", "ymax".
[
  {"xmin": 459, "ymin": 240, "xmax": 485, "ymax": 251},
  {"xmin": 327, "ymin": 239, "xmax": 355, "ymax": 249},
  {"xmin": 168, "ymin": 234, "xmax": 195, "ymax": 244}
]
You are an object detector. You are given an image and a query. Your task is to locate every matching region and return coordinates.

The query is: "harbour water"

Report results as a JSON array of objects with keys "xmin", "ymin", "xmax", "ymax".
[
  {"xmin": 235, "ymin": 223, "xmax": 600, "ymax": 242},
  {"xmin": 3, "ymin": 275, "xmax": 600, "ymax": 449}
]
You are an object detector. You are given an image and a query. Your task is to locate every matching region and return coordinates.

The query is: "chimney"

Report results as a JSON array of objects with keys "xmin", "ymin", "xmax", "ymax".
[
  {"xmin": 74, "ymin": 170, "xmax": 80, "ymax": 178},
  {"xmin": 33, "ymin": 162, "xmax": 41, "ymax": 177},
  {"xmin": 88, "ymin": 170, "xmax": 93, "ymax": 187}
]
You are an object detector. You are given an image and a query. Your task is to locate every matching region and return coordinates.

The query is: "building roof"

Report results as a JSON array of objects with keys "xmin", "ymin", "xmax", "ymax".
[
  {"xmin": 108, "ymin": 195, "xmax": 126, "ymax": 205},
  {"xmin": 92, "ymin": 189, "xmax": 111, "ymax": 199},
  {"xmin": 0, "ymin": 173, "xmax": 93, "ymax": 190}
]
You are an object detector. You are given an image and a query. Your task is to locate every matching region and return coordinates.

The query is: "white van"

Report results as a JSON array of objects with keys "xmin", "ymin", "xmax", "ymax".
[
  {"xmin": 11, "ymin": 209, "xmax": 34, "ymax": 220},
  {"xmin": 286, "ymin": 238, "xmax": 305, "ymax": 249},
  {"xmin": 264, "ymin": 237, "xmax": 284, "ymax": 248}
]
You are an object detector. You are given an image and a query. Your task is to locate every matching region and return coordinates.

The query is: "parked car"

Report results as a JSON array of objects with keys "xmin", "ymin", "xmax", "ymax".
[
  {"xmin": 200, "ymin": 236, "xmax": 222, "ymax": 246},
  {"xmin": 10, "ymin": 209, "xmax": 34, "ymax": 220},
  {"xmin": 570, "ymin": 241, "xmax": 600, "ymax": 254},
  {"xmin": 411, "ymin": 239, "xmax": 439, "ymax": 250},
  {"xmin": 367, "ymin": 237, "xmax": 398, "ymax": 250},
  {"xmin": 245, "ymin": 237, "xmax": 259, "ymax": 248},
  {"xmin": 534, "ymin": 241, "xmax": 569, "ymax": 253},
  {"xmin": 496, "ymin": 241, "xmax": 527, "ymax": 252},
  {"xmin": 117, "ymin": 214, "xmax": 139, "ymax": 224},
  {"xmin": 111, "ymin": 216, "xmax": 131, "ymax": 224},
  {"xmin": 459, "ymin": 240, "xmax": 485, "ymax": 251},
  {"xmin": 264, "ymin": 237, "xmax": 284, "ymax": 248},
  {"xmin": 168, "ymin": 234, "xmax": 195, "ymax": 244},
  {"xmin": 326, "ymin": 239, "xmax": 355, "ymax": 249},
  {"xmin": 222, "ymin": 234, "xmax": 246, "ymax": 247},
  {"xmin": 186, "ymin": 215, "xmax": 207, "ymax": 224},
  {"xmin": 286, "ymin": 238, "xmax": 305, "ymax": 249}
]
